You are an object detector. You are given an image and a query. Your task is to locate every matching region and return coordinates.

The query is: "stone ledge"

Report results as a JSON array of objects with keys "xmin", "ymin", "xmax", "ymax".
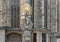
[
  {"xmin": 0, "ymin": 26, "xmax": 21, "ymax": 30},
  {"xmin": 32, "ymin": 28, "xmax": 50, "ymax": 32}
]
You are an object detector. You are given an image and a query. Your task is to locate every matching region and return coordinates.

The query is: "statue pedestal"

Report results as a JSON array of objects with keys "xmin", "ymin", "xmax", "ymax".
[{"xmin": 23, "ymin": 30, "xmax": 32, "ymax": 42}]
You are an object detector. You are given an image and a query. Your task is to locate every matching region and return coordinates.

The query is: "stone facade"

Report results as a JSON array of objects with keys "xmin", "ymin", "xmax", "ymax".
[{"xmin": 0, "ymin": 0, "xmax": 60, "ymax": 42}]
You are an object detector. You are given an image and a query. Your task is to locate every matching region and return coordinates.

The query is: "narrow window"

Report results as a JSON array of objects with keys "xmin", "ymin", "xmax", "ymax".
[
  {"xmin": 11, "ymin": 0, "xmax": 20, "ymax": 28},
  {"xmin": 33, "ymin": 33, "xmax": 37, "ymax": 42},
  {"xmin": 42, "ymin": 33, "xmax": 46, "ymax": 42},
  {"xmin": 44, "ymin": 0, "xmax": 47, "ymax": 28}
]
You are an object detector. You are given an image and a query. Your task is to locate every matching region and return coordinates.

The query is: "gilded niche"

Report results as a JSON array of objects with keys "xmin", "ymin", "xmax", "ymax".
[{"xmin": 20, "ymin": 0, "xmax": 33, "ymax": 30}]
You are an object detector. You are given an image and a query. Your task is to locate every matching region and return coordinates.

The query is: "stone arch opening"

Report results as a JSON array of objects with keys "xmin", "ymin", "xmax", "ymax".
[{"xmin": 6, "ymin": 33, "xmax": 22, "ymax": 42}]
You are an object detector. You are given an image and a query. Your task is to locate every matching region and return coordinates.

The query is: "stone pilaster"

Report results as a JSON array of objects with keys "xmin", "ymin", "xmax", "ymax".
[
  {"xmin": 0, "ymin": 30, "xmax": 5, "ymax": 42},
  {"xmin": 34, "ymin": 0, "xmax": 42, "ymax": 28},
  {"xmin": 0, "ymin": 0, "xmax": 3, "ymax": 26},
  {"xmin": 37, "ymin": 31, "xmax": 40, "ymax": 42}
]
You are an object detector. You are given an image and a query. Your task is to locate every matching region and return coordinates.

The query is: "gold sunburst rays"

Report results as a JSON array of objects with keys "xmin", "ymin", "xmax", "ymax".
[{"xmin": 21, "ymin": 3, "xmax": 32, "ymax": 14}]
